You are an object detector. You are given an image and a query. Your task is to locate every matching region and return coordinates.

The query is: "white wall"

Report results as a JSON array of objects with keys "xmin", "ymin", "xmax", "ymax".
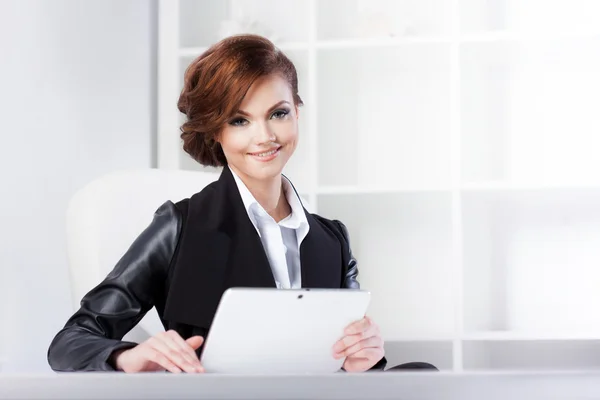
[{"xmin": 0, "ymin": 0, "xmax": 156, "ymax": 372}]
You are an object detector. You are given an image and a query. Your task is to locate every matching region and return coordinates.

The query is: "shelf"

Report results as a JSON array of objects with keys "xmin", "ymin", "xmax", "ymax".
[
  {"xmin": 315, "ymin": 37, "xmax": 452, "ymax": 49},
  {"xmin": 317, "ymin": 44, "xmax": 453, "ymax": 188},
  {"xmin": 317, "ymin": 186, "xmax": 451, "ymax": 195},
  {"xmin": 460, "ymin": 31, "xmax": 600, "ymax": 43},
  {"xmin": 178, "ymin": 32, "xmax": 600, "ymax": 56},
  {"xmin": 463, "ymin": 340, "xmax": 600, "ymax": 371},
  {"xmin": 459, "ymin": 0, "xmax": 600, "ymax": 36},
  {"xmin": 464, "ymin": 332, "xmax": 600, "ymax": 341},
  {"xmin": 317, "ymin": 0, "xmax": 452, "ymax": 42},
  {"xmin": 318, "ymin": 182, "xmax": 600, "ymax": 193},
  {"xmin": 462, "ymin": 182, "xmax": 600, "ymax": 192},
  {"xmin": 462, "ymin": 189, "xmax": 600, "ymax": 333},
  {"xmin": 316, "ymin": 192, "xmax": 454, "ymax": 339},
  {"xmin": 460, "ymin": 37, "xmax": 600, "ymax": 182},
  {"xmin": 179, "ymin": 0, "xmax": 308, "ymax": 48}
]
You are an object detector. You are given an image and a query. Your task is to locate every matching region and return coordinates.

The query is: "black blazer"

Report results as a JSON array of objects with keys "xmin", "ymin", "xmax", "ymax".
[{"xmin": 47, "ymin": 166, "xmax": 386, "ymax": 372}]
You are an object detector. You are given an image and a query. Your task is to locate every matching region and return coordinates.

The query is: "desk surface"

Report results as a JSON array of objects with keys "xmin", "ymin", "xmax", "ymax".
[{"xmin": 1, "ymin": 371, "xmax": 600, "ymax": 399}]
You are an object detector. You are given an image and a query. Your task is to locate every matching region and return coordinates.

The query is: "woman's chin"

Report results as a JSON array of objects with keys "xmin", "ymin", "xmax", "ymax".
[{"xmin": 246, "ymin": 163, "xmax": 286, "ymax": 182}]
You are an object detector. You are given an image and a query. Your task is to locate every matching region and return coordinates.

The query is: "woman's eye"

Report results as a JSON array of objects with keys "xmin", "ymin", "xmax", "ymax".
[
  {"xmin": 229, "ymin": 117, "xmax": 248, "ymax": 127},
  {"xmin": 271, "ymin": 109, "xmax": 289, "ymax": 119}
]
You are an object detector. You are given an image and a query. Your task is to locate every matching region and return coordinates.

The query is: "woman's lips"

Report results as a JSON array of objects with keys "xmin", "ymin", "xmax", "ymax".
[{"xmin": 248, "ymin": 146, "xmax": 281, "ymax": 162}]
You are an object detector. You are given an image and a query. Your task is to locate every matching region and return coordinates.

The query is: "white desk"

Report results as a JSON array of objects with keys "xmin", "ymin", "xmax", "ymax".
[{"xmin": 1, "ymin": 371, "xmax": 600, "ymax": 399}]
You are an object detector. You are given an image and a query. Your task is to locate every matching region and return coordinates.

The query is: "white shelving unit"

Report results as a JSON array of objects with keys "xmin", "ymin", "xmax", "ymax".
[{"xmin": 158, "ymin": 0, "xmax": 600, "ymax": 371}]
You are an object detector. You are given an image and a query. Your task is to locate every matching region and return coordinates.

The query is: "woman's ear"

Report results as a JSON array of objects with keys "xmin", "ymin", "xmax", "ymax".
[{"xmin": 295, "ymin": 105, "xmax": 300, "ymax": 120}]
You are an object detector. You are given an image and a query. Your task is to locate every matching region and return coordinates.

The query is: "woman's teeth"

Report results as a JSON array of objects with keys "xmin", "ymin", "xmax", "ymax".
[{"xmin": 254, "ymin": 148, "xmax": 278, "ymax": 157}]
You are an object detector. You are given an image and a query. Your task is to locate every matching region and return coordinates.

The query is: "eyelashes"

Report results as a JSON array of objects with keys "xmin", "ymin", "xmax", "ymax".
[
  {"xmin": 229, "ymin": 117, "xmax": 248, "ymax": 127},
  {"xmin": 270, "ymin": 108, "xmax": 290, "ymax": 119},
  {"xmin": 228, "ymin": 108, "xmax": 290, "ymax": 127}
]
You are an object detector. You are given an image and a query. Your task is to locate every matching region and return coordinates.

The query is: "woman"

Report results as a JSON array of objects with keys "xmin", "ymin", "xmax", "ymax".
[{"xmin": 47, "ymin": 34, "xmax": 394, "ymax": 374}]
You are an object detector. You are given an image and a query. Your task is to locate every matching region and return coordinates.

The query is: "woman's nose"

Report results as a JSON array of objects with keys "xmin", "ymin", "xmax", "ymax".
[{"xmin": 255, "ymin": 122, "xmax": 276, "ymax": 144}]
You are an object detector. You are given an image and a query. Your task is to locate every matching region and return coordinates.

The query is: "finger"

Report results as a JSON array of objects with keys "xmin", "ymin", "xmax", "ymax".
[
  {"xmin": 147, "ymin": 349, "xmax": 183, "ymax": 373},
  {"xmin": 186, "ymin": 335, "xmax": 204, "ymax": 350},
  {"xmin": 333, "ymin": 323, "xmax": 379, "ymax": 354},
  {"xmin": 332, "ymin": 333, "xmax": 361, "ymax": 355},
  {"xmin": 334, "ymin": 336, "xmax": 383, "ymax": 359},
  {"xmin": 158, "ymin": 333, "xmax": 194, "ymax": 365},
  {"xmin": 346, "ymin": 347, "xmax": 383, "ymax": 361},
  {"xmin": 149, "ymin": 337, "xmax": 200, "ymax": 373},
  {"xmin": 163, "ymin": 331, "xmax": 203, "ymax": 369},
  {"xmin": 344, "ymin": 316, "xmax": 372, "ymax": 335}
]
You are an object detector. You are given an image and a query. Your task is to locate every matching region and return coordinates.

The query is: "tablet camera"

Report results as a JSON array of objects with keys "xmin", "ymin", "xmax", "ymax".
[{"xmin": 297, "ymin": 294, "xmax": 303, "ymax": 299}]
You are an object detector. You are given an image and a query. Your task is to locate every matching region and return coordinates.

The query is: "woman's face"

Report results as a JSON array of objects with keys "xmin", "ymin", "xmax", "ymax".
[{"xmin": 218, "ymin": 74, "xmax": 299, "ymax": 183}]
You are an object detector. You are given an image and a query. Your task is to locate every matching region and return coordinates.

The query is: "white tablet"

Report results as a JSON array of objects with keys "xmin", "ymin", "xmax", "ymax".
[{"xmin": 200, "ymin": 287, "xmax": 371, "ymax": 374}]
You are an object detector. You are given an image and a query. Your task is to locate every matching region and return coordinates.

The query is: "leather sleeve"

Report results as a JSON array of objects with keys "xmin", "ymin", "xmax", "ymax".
[
  {"xmin": 47, "ymin": 201, "xmax": 182, "ymax": 372},
  {"xmin": 333, "ymin": 219, "xmax": 387, "ymax": 371},
  {"xmin": 333, "ymin": 220, "xmax": 360, "ymax": 289}
]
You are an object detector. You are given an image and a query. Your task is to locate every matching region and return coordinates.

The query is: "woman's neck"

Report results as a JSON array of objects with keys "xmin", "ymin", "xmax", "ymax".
[{"xmin": 231, "ymin": 166, "xmax": 291, "ymax": 222}]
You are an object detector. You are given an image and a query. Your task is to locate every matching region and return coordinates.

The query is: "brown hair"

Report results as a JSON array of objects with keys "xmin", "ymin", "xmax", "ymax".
[{"xmin": 177, "ymin": 34, "xmax": 303, "ymax": 167}]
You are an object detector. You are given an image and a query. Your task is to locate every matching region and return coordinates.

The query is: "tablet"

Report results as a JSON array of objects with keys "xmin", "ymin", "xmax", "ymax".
[{"xmin": 200, "ymin": 287, "xmax": 371, "ymax": 374}]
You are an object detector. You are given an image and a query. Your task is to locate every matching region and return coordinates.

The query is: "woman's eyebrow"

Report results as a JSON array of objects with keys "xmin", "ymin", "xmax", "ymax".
[{"xmin": 267, "ymin": 100, "xmax": 290, "ymax": 112}]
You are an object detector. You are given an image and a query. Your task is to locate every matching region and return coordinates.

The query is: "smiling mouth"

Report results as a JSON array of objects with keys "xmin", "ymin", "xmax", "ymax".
[{"xmin": 248, "ymin": 146, "xmax": 281, "ymax": 157}]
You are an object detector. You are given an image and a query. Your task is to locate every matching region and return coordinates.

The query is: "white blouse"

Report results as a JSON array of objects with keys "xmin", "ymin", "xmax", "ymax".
[{"xmin": 229, "ymin": 167, "xmax": 309, "ymax": 288}]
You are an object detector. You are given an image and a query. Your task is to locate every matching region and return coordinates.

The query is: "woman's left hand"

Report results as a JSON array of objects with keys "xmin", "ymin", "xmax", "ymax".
[{"xmin": 332, "ymin": 316, "xmax": 385, "ymax": 372}]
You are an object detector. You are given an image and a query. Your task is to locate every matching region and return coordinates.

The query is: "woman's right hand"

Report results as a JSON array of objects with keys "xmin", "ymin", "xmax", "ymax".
[{"xmin": 112, "ymin": 330, "xmax": 205, "ymax": 373}]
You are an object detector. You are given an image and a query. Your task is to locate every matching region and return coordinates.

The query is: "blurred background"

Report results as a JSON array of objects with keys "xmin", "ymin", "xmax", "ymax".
[{"xmin": 1, "ymin": 0, "xmax": 600, "ymax": 373}]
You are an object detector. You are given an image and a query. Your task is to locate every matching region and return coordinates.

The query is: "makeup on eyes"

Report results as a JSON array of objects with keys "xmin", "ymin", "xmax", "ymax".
[{"xmin": 228, "ymin": 106, "xmax": 291, "ymax": 127}]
